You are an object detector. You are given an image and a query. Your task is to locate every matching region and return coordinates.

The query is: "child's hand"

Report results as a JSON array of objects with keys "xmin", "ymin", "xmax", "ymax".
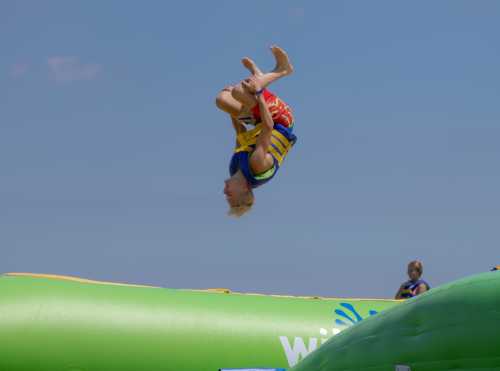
[{"xmin": 241, "ymin": 76, "xmax": 262, "ymax": 95}]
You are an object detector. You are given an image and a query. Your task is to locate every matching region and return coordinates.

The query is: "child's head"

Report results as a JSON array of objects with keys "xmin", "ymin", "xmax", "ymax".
[
  {"xmin": 224, "ymin": 171, "xmax": 254, "ymax": 217},
  {"xmin": 407, "ymin": 260, "xmax": 423, "ymax": 281}
]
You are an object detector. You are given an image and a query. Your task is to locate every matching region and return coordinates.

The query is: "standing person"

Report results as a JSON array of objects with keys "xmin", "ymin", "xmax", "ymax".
[
  {"xmin": 215, "ymin": 45, "xmax": 296, "ymax": 217},
  {"xmin": 395, "ymin": 260, "xmax": 430, "ymax": 299}
]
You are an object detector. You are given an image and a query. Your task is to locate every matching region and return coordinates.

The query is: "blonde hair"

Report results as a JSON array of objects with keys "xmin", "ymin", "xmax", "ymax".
[
  {"xmin": 227, "ymin": 191, "xmax": 254, "ymax": 218},
  {"xmin": 228, "ymin": 204, "xmax": 253, "ymax": 218}
]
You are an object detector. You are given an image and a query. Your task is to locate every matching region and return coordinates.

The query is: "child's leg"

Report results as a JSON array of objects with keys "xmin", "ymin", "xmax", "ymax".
[
  {"xmin": 224, "ymin": 46, "xmax": 294, "ymax": 112},
  {"xmin": 241, "ymin": 45, "xmax": 293, "ymax": 89},
  {"xmin": 216, "ymin": 86, "xmax": 243, "ymax": 117},
  {"xmin": 241, "ymin": 58, "xmax": 263, "ymax": 76}
]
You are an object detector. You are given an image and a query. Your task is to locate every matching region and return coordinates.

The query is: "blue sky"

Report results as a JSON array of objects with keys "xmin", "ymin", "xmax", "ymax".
[{"xmin": 2, "ymin": 1, "xmax": 499, "ymax": 298}]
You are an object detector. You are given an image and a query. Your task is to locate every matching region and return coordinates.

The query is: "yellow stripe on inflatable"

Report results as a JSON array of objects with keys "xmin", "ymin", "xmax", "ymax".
[
  {"xmin": 3, "ymin": 272, "xmax": 399, "ymax": 300},
  {"xmin": 5, "ymin": 272, "xmax": 157, "ymax": 288}
]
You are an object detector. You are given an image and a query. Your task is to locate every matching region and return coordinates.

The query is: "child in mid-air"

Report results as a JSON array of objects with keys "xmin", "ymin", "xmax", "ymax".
[{"xmin": 215, "ymin": 45, "xmax": 297, "ymax": 217}]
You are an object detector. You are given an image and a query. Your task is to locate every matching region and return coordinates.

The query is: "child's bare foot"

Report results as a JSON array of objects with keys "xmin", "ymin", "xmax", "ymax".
[
  {"xmin": 241, "ymin": 57, "xmax": 263, "ymax": 76},
  {"xmin": 270, "ymin": 45, "xmax": 294, "ymax": 75}
]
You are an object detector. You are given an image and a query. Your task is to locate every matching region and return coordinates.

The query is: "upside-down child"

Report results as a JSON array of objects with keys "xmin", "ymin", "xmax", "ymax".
[{"xmin": 215, "ymin": 45, "xmax": 297, "ymax": 217}]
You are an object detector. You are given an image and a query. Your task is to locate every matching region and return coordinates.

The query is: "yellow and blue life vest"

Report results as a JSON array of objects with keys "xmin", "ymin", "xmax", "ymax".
[{"xmin": 229, "ymin": 123, "xmax": 297, "ymax": 188}]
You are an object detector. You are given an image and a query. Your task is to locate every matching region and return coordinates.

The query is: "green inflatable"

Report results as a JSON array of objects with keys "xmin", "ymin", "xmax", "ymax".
[
  {"xmin": 0, "ymin": 273, "xmax": 397, "ymax": 371},
  {"xmin": 291, "ymin": 271, "xmax": 500, "ymax": 371}
]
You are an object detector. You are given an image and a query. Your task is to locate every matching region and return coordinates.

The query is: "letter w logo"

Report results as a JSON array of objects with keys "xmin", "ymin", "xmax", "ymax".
[{"xmin": 279, "ymin": 336, "xmax": 318, "ymax": 367}]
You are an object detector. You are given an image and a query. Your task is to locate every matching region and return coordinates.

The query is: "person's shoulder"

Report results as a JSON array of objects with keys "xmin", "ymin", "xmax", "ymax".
[
  {"xmin": 419, "ymin": 279, "xmax": 430, "ymax": 289},
  {"xmin": 400, "ymin": 280, "xmax": 411, "ymax": 288}
]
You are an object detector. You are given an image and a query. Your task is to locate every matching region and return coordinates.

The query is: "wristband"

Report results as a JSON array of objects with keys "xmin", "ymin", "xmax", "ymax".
[{"xmin": 255, "ymin": 88, "xmax": 265, "ymax": 97}]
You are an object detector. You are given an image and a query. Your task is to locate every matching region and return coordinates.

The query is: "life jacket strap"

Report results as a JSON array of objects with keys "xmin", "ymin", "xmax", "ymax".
[{"xmin": 234, "ymin": 124, "xmax": 293, "ymax": 166}]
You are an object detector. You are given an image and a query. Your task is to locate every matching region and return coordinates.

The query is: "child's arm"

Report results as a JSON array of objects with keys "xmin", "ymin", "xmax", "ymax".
[
  {"xmin": 415, "ymin": 283, "xmax": 428, "ymax": 295},
  {"xmin": 231, "ymin": 116, "xmax": 246, "ymax": 135},
  {"xmin": 242, "ymin": 77, "xmax": 275, "ymax": 173},
  {"xmin": 231, "ymin": 116, "xmax": 246, "ymax": 148}
]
